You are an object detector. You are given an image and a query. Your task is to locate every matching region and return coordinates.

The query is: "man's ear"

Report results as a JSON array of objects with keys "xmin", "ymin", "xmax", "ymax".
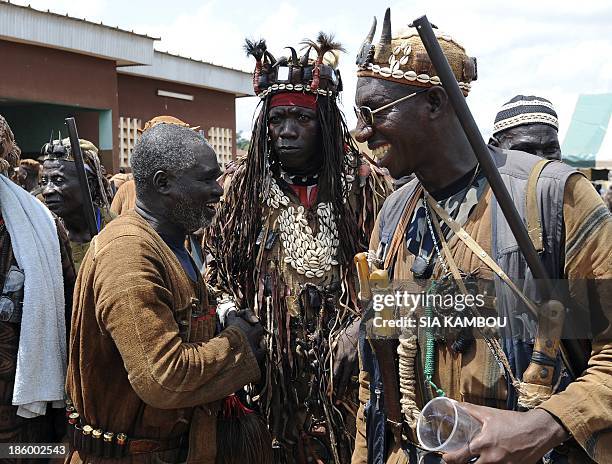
[
  {"xmin": 152, "ymin": 170, "xmax": 171, "ymax": 194},
  {"xmin": 426, "ymin": 86, "xmax": 448, "ymax": 120},
  {"xmin": 489, "ymin": 136, "xmax": 500, "ymax": 147}
]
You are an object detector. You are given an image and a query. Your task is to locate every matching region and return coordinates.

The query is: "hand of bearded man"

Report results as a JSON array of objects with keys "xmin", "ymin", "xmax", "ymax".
[
  {"xmin": 332, "ymin": 317, "xmax": 360, "ymax": 403},
  {"xmin": 442, "ymin": 403, "xmax": 570, "ymax": 464}
]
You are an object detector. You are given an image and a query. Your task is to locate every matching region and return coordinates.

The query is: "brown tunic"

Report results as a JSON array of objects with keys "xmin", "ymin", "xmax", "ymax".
[
  {"xmin": 353, "ymin": 175, "xmax": 612, "ymax": 464},
  {"xmin": 110, "ymin": 180, "xmax": 136, "ymax": 217},
  {"xmin": 66, "ymin": 211, "xmax": 259, "ymax": 463},
  {"xmin": 69, "ymin": 209, "xmax": 115, "ymax": 273}
]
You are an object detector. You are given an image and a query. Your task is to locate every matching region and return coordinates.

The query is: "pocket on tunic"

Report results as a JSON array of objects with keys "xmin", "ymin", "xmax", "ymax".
[
  {"xmin": 141, "ymin": 404, "xmax": 190, "ymax": 433},
  {"xmin": 174, "ymin": 302, "xmax": 193, "ymax": 342},
  {"xmin": 459, "ymin": 339, "xmax": 508, "ymax": 406},
  {"xmin": 186, "ymin": 405, "xmax": 216, "ymax": 463}
]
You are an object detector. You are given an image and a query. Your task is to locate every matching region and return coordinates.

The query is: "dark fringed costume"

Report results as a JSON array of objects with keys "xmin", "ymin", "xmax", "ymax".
[{"xmin": 205, "ymin": 35, "xmax": 392, "ymax": 463}]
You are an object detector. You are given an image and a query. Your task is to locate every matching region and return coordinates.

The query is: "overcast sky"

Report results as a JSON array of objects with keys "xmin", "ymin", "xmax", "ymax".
[{"xmin": 14, "ymin": 0, "xmax": 612, "ymax": 142}]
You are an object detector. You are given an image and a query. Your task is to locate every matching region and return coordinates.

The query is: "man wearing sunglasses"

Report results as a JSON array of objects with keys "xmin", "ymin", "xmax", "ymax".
[{"xmin": 352, "ymin": 9, "xmax": 611, "ymax": 464}]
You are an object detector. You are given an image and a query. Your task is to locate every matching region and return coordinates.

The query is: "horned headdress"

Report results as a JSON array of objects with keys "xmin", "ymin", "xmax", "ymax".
[
  {"xmin": 245, "ymin": 33, "xmax": 344, "ymax": 99},
  {"xmin": 356, "ymin": 8, "xmax": 478, "ymax": 96}
]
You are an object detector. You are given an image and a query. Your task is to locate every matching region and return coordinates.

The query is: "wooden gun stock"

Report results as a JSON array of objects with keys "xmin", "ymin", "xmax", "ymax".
[{"xmin": 354, "ymin": 253, "xmax": 403, "ymax": 441}]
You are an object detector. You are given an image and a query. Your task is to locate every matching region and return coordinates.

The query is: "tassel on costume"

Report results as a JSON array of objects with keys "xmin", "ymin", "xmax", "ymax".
[{"xmin": 216, "ymin": 394, "xmax": 273, "ymax": 464}]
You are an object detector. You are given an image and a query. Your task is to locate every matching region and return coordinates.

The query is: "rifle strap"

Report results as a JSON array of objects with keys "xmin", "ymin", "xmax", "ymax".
[
  {"xmin": 428, "ymin": 192, "xmax": 576, "ymax": 390},
  {"xmin": 425, "ymin": 194, "xmax": 521, "ymax": 388},
  {"xmin": 383, "ymin": 184, "xmax": 424, "ymax": 270},
  {"xmin": 526, "ymin": 159, "xmax": 553, "ymax": 253},
  {"xmin": 426, "ymin": 195, "xmax": 540, "ymax": 318}
]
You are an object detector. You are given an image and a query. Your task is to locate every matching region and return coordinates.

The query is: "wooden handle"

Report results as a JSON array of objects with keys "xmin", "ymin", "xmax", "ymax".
[
  {"xmin": 369, "ymin": 269, "xmax": 390, "ymax": 290},
  {"xmin": 523, "ymin": 300, "xmax": 566, "ymax": 386},
  {"xmin": 369, "ymin": 270, "xmax": 397, "ymax": 338},
  {"xmin": 354, "ymin": 253, "xmax": 372, "ymax": 300}
]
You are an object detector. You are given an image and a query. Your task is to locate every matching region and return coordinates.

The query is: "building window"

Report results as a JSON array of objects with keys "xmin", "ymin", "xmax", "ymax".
[
  {"xmin": 206, "ymin": 127, "xmax": 233, "ymax": 169},
  {"xmin": 119, "ymin": 117, "xmax": 142, "ymax": 167}
]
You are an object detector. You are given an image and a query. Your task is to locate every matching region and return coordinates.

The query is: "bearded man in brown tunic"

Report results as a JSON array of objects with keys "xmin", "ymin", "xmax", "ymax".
[{"xmin": 66, "ymin": 123, "xmax": 263, "ymax": 463}]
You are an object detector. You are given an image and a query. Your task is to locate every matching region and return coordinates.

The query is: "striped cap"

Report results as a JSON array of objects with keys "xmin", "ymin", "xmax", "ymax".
[{"xmin": 493, "ymin": 95, "xmax": 558, "ymax": 136}]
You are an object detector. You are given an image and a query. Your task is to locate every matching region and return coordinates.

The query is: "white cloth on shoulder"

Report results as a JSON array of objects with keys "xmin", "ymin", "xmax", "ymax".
[{"xmin": 0, "ymin": 175, "xmax": 66, "ymax": 418}]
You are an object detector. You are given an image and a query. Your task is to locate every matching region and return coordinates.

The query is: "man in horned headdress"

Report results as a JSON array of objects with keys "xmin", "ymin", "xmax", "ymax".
[
  {"xmin": 0, "ymin": 116, "xmax": 76, "ymax": 461},
  {"xmin": 352, "ymin": 9, "xmax": 611, "ymax": 464},
  {"xmin": 204, "ymin": 34, "xmax": 392, "ymax": 463},
  {"xmin": 41, "ymin": 138, "xmax": 114, "ymax": 270}
]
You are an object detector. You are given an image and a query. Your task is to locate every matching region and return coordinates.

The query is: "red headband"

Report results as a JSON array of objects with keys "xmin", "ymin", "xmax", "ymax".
[{"xmin": 269, "ymin": 92, "xmax": 317, "ymax": 110}]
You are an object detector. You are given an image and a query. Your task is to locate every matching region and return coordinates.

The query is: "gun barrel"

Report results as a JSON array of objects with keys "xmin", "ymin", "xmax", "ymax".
[
  {"xmin": 412, "ymin": 16, "xmax": 585, "ymax": 379},
  {"xmin": 412, "ymin": 16, "xmax": 552, "ymax": 298},
  {"xmin": 65, "ymin": 117, "xmax": 98, "ymax": 239}
]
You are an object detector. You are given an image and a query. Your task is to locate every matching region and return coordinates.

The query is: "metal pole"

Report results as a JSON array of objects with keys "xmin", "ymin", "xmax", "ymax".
[
  {"xmin": 65, "ymin": 117, "xmax": 98, "ymax": 238},
  {"xmin": 412, "ymin": 15, "xmax": 553, "ymax": 298},
  {"xmin": 413, "ymin": 15, "xmax": 586, "ymax": 377}
]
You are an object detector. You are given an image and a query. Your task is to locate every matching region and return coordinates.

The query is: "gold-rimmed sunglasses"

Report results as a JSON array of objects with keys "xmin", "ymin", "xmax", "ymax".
[{"xmin": 354, "ymin": 88, "xmax": 429, "ymax": 127}]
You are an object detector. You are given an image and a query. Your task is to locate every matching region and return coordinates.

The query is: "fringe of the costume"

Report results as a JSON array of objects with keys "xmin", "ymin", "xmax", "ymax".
[{"xmin": 216, "ymin": 395, "xmax": 273, "ymax": 464}]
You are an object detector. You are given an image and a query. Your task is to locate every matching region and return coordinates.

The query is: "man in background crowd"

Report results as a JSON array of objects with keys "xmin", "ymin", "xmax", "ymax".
[
  {"xmin": 489, "ymin": 95, "xmax": 561, "ymax": 161},
  {"xmin": 41, "ymin": 138, "xmax": 114, "ymax": 270},
  {"xmin": 14, "ymin": 159, "xmax": 41, "ymax": 193}
]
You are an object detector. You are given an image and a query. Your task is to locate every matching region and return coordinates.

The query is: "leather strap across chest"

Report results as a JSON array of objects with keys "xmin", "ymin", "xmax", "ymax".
[
  {"xmin": 383, "ymin": 184, "xmax": 424, "ymax": 270},
  {"xmin": 426, "ymin": 195, "xmax": 540, "ymax": 319}
]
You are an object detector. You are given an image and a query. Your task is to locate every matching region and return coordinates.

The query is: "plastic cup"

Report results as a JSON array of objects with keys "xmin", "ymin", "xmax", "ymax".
[{"xmin": 416, "ymin": 397, "xmax": 482, "ymax": 452}]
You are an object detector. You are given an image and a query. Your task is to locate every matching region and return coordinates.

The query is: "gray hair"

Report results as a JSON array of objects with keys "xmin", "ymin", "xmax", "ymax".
[{"xmin": 131, "ymin": 123, "xmax": 211, "ymax": 193}]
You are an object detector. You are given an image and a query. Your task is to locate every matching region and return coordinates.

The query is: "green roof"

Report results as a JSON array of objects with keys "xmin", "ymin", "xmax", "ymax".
[{"xmin": 562, "ymin": 93, "xmax": 612, "ymax": 168}]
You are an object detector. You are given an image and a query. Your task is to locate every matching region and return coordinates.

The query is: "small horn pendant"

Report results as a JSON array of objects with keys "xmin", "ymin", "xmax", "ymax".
[{"xmin": 253, "ymin": 62, "xmax": 262, "ymax": 95}]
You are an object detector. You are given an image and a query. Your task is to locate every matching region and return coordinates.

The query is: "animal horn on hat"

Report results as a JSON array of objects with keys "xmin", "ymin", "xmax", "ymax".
[
  {"xmin": 356, "ymin": 17, "xmax": 377, "ymax": 66},
  {"xmin": 365, "ymin": 16, "xmax": 377, "ymax": 43},
  {"xmin": 264, "ymin": 50, "xmax": 276, "ymax": 65},
  {"xmin": 285, "ymin": 47, "xmax": 299, "ymax": 65},
  {"xmin": 380, "ymin": 8, "xmax": 391, "ymax": 45},
  {"xmin": 299, "ymin": 46, "xmax": 312, "ymax": 66}
]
